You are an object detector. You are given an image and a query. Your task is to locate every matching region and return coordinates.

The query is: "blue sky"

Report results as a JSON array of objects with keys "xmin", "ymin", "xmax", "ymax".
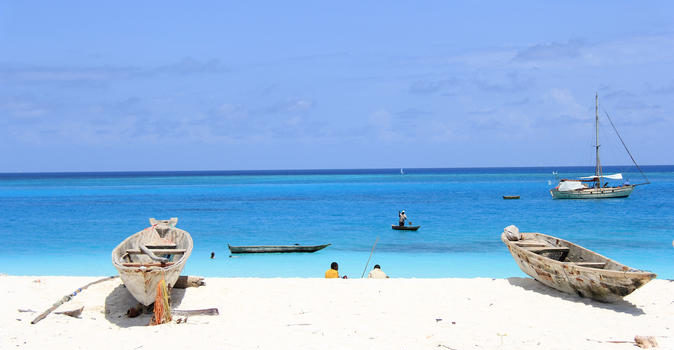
[{"xmin": 1, "ymin": 1, "xmax": 673, "ymax": 172}]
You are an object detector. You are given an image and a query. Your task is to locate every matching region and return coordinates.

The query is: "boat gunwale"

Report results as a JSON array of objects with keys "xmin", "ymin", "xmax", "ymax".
[
  {"xmin": 550, "ymin": 184, "xmax": 635, "ymax": 199},
  {"xmin": 391, "ymin": 225, "xmax": 421, "ymax": 230},
  {"xmin": 227, "ymin": 243, "xmax": 331, "ymax": 250},
  {"xmin": 112, "ymin": 226, "xmax": 193, "ymax": 272}
]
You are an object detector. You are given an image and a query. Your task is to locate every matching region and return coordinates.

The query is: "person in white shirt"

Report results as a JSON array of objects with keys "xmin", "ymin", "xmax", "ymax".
[
  {"xmin": 398, "ymin": 210, "xmax": 407, "ymax": 226},
  {"xmin": 368, "ymin": 264, "xmax": 389, "ymax": 279}
]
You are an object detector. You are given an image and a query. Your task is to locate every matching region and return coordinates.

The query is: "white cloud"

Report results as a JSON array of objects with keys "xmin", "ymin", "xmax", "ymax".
[
  {"xmin": 513, "ymin": 40, "xmax": 585, "ymax": 62},
  {"xmin": 545, "ymin": 88, "xmax": 589, "ymax": 121},
  {"xmin": 368, "ymin": 109, "xmax": 397, "ymax": 140},
  {"xmin": 0, "ymin": 98, "xmax": 47, "ymax": 118},
  {"xmin": 0, "ymin": 58, "xmax": 227, "ymax": 85}
]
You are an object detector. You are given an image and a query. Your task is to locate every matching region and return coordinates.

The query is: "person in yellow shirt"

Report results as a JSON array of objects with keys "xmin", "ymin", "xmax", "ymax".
[{"xmin": 325, "ymin": 262, "xmax": 340, "ymax": 278}]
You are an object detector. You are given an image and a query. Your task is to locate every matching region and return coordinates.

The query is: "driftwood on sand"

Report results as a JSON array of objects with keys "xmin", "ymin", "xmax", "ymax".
[
  {"xmin": 172, "ymin": 308, "xmax": 219, "ymax": 316},
  {"xmin": 127, "ymin": 306, "xmax": 219, "ymax": 320},
  {"xmin": 635, "ymin": 336, "xmax": 658, "ymax": 349},
  {"xmin": 173, "ymin": 275, "xmax": 205, "ymax": 289},
  {"xmin": 54, "ymin": 306, "xmax": 84, "ymax": 318},
  {"xmin": 588, "ymin": 335, "xmax": 659, "ymax": 348},
  {"xmin": 31, "ymin": 276, "xmax": 118, "ymax": 324}
]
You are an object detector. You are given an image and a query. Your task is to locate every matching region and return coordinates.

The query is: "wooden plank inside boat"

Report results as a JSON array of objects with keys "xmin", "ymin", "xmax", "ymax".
[
  {"xmin": 121, "ymin": 262, "xmax": 175, "ymax": 267},
  {"xmin": 145, "ymin": 244, "xmax": 178, "ymax": 249},
  {"xmin": 524, "ymin": 247, "xmax": 570, "ymax": 253},
  {"xmin": 126, "ymin": 248, "xmax": 187, "ymax": 254},
  {"xmin": 514, "ymin": 241, "xmax": 548, "ymax": 247},
  {"xmin": 572, "ymin": 262, "xmax": 607, "ymax": 268}
]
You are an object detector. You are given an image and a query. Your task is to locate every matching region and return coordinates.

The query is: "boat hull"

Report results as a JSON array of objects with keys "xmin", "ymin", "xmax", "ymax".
[
  {"xmin": 550, "ymin": 185, "xmax": 634, "ymax": 199},
  {"xmin": 112, "ymin": 219, "xmax": 193, "ymax": 306},
  {"xmin": 502, "ymin": 231, "xmax": 655, "ymax": 303},
  {"xmin": 391, "ymin": 225, "xmax": 420, "ymax": 231},
  {"xmin": 228, "ymin": 244, "xmax": 330, "ymax": 254}
]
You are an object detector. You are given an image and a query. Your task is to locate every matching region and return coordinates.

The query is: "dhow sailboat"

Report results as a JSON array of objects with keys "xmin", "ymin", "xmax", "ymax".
[{"xmin": 550, "ymin": 94, "xmax": 649, "ymax": 199}]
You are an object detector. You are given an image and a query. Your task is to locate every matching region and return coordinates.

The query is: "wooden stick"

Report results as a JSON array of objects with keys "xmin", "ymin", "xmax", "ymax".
[
  {"xmin": 54, "ymin": 306, "xmax": 84, "ymax": 318},
  {"xmin": 172, "ymin": 308, "xmax": 219, "ymax": 316},
  {"xmin": 361, "ymin": 236, "xmax": 380, "ymax": 278},
  {"xmin": 126, "ymin": 248, "xmax": 187, "ymax": 255},
  {"xmin": 173, "ymin": 276, "xmax": 205, "ymax": 289},
  {"xmin": 122, "ymin": 262, "xmax": 175, "ymax": 267},
  {"xmin": 31, "ymin": 276, "xmax": 118, "ymax": 324}
]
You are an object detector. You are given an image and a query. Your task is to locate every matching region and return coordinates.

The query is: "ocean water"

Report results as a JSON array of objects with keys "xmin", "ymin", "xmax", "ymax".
[{"xmin": 0, "ymin": 166, "xmax": 672, "ymax": 279}]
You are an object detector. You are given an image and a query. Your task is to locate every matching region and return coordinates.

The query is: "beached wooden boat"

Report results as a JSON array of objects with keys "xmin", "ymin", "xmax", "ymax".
[
  {"xmin": 503, "ymin": 195, "xmax": 520, "ymax": 199},
  {"xmin": 550, "ymin": 94, "xmax": 648, "ymax": 199},
  {"xmin": 112, "ymin": 218, "xmax": 193, "ymax": 306},
  {"xmin": 391, "ymin": 225, "xmax": 420, "ymax": 231},
  {"xmin": 228, "ymin": 243, "xmax": 330, "ymax": 254},
  {"xmin": 501, "ymin": 226, "xmax": 655, "ymax": 302}
]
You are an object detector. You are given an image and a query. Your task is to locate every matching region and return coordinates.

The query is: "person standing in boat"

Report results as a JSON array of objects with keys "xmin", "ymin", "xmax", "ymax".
[{"xmin": 398, "ymin": 210, "xmax": 407, "ymax": 226}]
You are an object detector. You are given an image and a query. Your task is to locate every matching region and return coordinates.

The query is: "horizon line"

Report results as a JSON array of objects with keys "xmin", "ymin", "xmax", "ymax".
[{"xmin": 1, "ymin": 164, "xmax": 671, "ymax": 176}]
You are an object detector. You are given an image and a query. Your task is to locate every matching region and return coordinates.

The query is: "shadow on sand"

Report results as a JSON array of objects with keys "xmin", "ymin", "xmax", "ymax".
[
  {"xmin": 104, "ymin": 284, "xmax": 187, "ymax": 327},
  {"xmin": 506, "ymin": 277, "xmax": 645, "ymax": 316}
]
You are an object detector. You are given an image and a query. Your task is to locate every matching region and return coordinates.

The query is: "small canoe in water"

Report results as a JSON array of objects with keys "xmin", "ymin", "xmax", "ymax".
[
  {"xmin": 501, "ymin": 226, "xmax": 655, "ymax": 303},
  {"xmin": 503, "ymin": 195, "xmax": 520, "ymax": 199},
  {"xmin": 391, "ymin": 225, "xmax": 420, "ymax": 231},
  {"xmin": 228, "ymin": 244, "xmax": 330, "ymax": 254}
]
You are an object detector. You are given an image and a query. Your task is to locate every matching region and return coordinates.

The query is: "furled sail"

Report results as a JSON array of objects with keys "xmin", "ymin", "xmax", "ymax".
[{"xmin": 579, "ymin": 173, "xmax": 623, "ymax": 180}]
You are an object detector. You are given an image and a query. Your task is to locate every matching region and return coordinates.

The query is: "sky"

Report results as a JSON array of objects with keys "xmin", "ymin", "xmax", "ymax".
[{"xmin": 1, "ymin": 1, "xmax": 673, "ymax": 172}]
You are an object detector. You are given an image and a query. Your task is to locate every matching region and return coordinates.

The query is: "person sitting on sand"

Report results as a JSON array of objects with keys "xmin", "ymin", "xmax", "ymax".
[
  {"xmin": 325, "ymin": 262, "xmax": 340, "ymax": 278},
  {"xmin": 398, "ymin": 210, "xmax": 407, "ymax": 226},
  {"xmin": 368, "ymin": 264, "xmax": 389, "ymax": 279}
]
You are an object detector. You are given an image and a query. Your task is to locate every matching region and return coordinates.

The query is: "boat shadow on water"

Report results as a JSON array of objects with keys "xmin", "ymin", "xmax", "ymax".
[
  {"xmin": 104, "ymin": 284, "xmax": 187, "ymax": 327},
  {"xmin": 506, "ymin": 277, "xmax": 645, "ymax": 315}
]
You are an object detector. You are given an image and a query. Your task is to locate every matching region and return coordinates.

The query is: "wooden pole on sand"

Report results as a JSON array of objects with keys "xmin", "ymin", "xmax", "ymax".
[
  {"xmin": 31, "ymin": 276, "xmax": 118, "ymax": 324},
  {"xmin": 361, "ymin": 237, "xmax": 380, "ymax": 278}
]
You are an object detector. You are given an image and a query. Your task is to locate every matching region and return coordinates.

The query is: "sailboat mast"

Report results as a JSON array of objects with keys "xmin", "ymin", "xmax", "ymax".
[{"xmin": 595, "ymin": 93, "xmax": 603, "ymax": 185}]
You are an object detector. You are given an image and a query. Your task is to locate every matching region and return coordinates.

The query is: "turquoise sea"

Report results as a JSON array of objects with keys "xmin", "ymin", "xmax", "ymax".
[{"xmin": 0, "ymin": 166, "xmax": 672, "ymax": 279}]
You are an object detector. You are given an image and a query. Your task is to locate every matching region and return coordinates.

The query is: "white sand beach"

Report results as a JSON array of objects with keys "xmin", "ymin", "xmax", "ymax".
[{"xmin": 2, "ymin": 275, "xmax": 672, "ymax": 349}]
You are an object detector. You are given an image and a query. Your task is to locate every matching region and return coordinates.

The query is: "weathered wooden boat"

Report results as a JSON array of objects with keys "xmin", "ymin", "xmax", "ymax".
[
  {"xmin": 501, "ymin": 225, "xmax": 655, "ymax": 302},
  {"xmin": 550, "ymin": 94, "xmax": 648, "ymax": 199},
  {"xmin": 112, "ymin": 218, "xmax": 193, "ymax": 306},
  {"xmin": 503, "ymin": 195, "xmax": 520, "ymax": 199},
  {"xmin": 228, "ymin": 243, "xmax": 330, "ymax": 254},
  {"xmin": 391, "ymin": 225, "xmax": 420, "ymax": 231}
]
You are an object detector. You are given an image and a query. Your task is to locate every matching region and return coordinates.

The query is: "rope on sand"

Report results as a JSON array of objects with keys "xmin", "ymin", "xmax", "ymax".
[{"xmin": 150, "ymin": 277, "xmax": 172, "ymax": 325}]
